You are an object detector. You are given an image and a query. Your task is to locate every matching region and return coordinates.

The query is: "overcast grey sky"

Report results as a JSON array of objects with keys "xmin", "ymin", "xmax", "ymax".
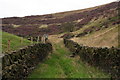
[{"xmin": 0, "ymin": 0, "xmax": 116, "ymax": 18}]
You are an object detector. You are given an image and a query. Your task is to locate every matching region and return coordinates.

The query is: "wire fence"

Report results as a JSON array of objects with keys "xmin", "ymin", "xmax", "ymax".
[
  {"xmin": 2, "ymin": 35, "xmax": 49, "ymax": 53},
  {"xmin": 2, "ymin": 37, "xmax": 37, "ymax": 53}
]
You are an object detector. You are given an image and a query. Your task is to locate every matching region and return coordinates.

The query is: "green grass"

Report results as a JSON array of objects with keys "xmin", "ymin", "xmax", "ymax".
[
  {"xmin": 1, "ymin": 31, "xmax": 31, "ymax": 53},
  {"xmin": 28, "ymin": 41, "xmax": 110, "ymax": 78}
]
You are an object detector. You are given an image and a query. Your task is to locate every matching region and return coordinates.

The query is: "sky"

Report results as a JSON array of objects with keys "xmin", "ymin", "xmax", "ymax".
[{"xmin": 0, "ymin": 0, "xmax": 117, "ymax": 18}]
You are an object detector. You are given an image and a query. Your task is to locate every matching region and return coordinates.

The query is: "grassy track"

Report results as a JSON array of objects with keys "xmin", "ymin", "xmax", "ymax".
[{"xmin": 28, "ymin": 36, "xmax": 110, "ymax": 78}]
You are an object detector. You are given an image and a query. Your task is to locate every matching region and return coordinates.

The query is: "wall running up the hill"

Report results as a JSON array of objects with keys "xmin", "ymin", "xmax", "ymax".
[
  {"xmin": 2, "ymin": 43, "xmax": 52, "ymax": 79},
  {"xmin": 64, "ymin": 39, "xmax": 120, "ymax": 78}
]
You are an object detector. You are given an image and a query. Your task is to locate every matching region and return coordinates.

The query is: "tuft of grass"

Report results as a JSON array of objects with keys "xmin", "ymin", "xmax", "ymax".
[
  {"xmin": 1, "ymin": 31, "xmax": 31, "ymax": 53},
  {"xmin": 12, "ymin": 24, "xmax": 21, "ymax": 28},
  {"xmin": 39, "ymin": 24, "xmax": 48, "ymax": 29}
]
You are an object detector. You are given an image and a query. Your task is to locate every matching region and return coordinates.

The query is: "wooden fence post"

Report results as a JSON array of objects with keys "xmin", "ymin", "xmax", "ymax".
[
  {"xmin": 20, "ymin": 37, "xmax": 23, "ymax": 44},
  {"xmin": 43, "ymin": 36, "xmax": 45, "ymax": 43},
  {"xmin": 31, "ymin": 37, "xmax": 33, "ymax": 44},
  {"xmin": 7, "ymin": 40, "xmax": 11, "ymax": 51},
  {"xmin": 41, "ymin": 36, "xmax": 44, "ymax": 43},
  {"xmin": 37, "ymin": 36, "xmax": 40, "ymax": 43}
]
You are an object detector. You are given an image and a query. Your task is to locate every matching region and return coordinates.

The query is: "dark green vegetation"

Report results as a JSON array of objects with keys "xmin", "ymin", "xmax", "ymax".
[
  {"xmin": 28, "ymin": 40, "xmax": 110, "ymax": 78},
  {"xmin": 61, "ymin": 22, "xmax": 75, "ymax": 32},
  {"xmin": 61, "ymin": 33, "xmax": 74, "ymax": 39},
  {"xmin": 64, "ymin": 39, "xmax": 120, "ymax": 78},
  {"xmin": 2, "ymin": 43, "xmax": 52, "ymax": 79},
  {"xmin": 2, "ymin": 31, "xmax": 31, "ymax": 53}
]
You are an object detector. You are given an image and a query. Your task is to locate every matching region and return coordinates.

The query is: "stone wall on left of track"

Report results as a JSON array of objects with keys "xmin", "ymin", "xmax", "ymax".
[{"xmin": 2, "ymin": 43, "xmax": 52, "ymax": 79}]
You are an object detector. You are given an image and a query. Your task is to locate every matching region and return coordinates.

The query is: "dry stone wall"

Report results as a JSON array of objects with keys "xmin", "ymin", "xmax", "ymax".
[
  {"xmin": 2, "ymin": 43, "xmax": 52, "ymax": 79},
  {"xmin": 64, "ymin": 39, "xmax": 120, "ymax": 78}
]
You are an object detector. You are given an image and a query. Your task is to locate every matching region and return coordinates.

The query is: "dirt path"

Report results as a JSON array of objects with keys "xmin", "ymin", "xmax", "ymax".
[
  {"xmin": 94, "ymin": 27, "xmax": 116, "ymax": 39},
  {"xmin": 28, "ymin": 35, "xmax": 110, "ymax": 78}
]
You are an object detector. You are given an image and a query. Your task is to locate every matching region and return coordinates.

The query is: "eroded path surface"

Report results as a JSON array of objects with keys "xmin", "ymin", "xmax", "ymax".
[{"xmin": 28, "ymin": 35, "xmax": 110, "ymax": 78}]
